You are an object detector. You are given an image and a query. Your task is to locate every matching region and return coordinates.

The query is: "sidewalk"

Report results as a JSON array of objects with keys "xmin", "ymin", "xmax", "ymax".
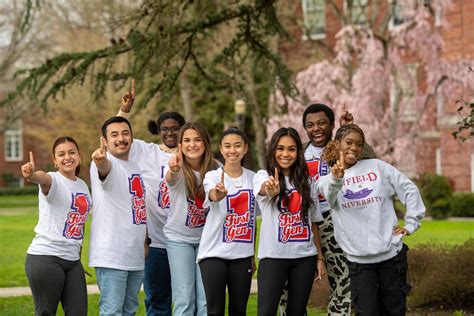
[{"xmin": 0, "ymin": 280, "xmax": 258, "ymax": 298}]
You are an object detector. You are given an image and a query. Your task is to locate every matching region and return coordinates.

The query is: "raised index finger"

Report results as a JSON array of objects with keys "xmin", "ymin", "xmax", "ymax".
[
  {"xmin": 131, "ymin": 78, "xmax": 135, "ymax": 97},
  {"xmin": 339, "ymin": 151, "xmax": 344, "ymax": 168},
  {"xmin": 100, "ymin": 137, "xmax": 107, "ymax": 151},
  {"xmin": 29, "ymin": 151, "xmax": 35, "ymax": 165},
  {"xmin": 221, "ymin": 170, "xmax": 225, "ymax": 184},
  {"xmin": 274, "ymin": 167, "xmax": 279, "ymax": 182}
]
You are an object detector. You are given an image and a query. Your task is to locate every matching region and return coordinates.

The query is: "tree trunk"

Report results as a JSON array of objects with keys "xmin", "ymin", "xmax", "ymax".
[
  {"xmin": 179, "ymin": 68, "xmax": 194, "ymax": 121},
  {"xmin": 246, "ymin": 78, "xmax": 266, "ymax": 169}
]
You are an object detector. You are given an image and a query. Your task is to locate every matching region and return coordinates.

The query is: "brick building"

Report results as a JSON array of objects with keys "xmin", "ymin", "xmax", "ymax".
[
  {"xmin": 278, "ymin": 0, "xmax": 473, "ymax": 192},
  {"xmin": 0, "ymin": 96, "xmax": 50, "ymax": 188}
]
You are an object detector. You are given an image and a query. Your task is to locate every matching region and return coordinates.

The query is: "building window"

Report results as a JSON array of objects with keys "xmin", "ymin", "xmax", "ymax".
[
  {"xmin": 390, "ymin": 64, "xmax": 418, "ymax": 123},
  {"xmin": 471, "ymin": 153, "xmax": 474, "ymax": 192},
  {"xmin": 435, "ymin": 147, "xmax": 442, "ymax": 176},
  {"xmin": 4, "ymin": 128, "xmax": 23, "ymax": 161},
  {"xmin": 345, "ymin": 0, "xmax": 368, "ymax": 24},
  {"xmin": 389, "ymin": 0, "xmax": 405, "ymax": 28},
  {"xmin": 301, "ymin": 0, "xmax": 326, "ymax": 40}
]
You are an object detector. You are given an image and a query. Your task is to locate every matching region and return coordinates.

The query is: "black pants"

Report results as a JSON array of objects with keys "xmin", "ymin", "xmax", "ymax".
[
  {"xmin": 199, "ymin": 256, "xmax": 252, "ymax": 316},
  {"xmin": 25, "ymin": 254, "xmax": 88, "ymax": 316},
  {"xmin": 348, "ymin": 244, "xmax": 412, "ymax": 316},
  {"xmin": 257, "ymin": 256, "xmax": 316, "ymax": 316}
]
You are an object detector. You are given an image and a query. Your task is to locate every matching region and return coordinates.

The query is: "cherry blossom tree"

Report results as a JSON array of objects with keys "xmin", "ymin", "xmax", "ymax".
[{"xmin": 268, "ymin": 0, "xmax": 474, "ymax": 172}]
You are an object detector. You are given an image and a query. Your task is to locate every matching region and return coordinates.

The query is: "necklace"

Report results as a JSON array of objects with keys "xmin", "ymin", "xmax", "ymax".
[{"xmin": 223, "ymin": 168, "xmax": 243, "ymax": 188}]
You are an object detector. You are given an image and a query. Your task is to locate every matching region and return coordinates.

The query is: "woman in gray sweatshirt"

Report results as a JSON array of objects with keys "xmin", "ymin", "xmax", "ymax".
[{"xmin": 317, "ymin": 124, "xmax": 425, "ymax": 316}]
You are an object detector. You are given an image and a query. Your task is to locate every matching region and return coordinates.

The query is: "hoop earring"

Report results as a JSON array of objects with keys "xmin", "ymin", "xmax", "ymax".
[{"xmin": 54, "ymin": 164, "xmax": 58, "ymax": 169}]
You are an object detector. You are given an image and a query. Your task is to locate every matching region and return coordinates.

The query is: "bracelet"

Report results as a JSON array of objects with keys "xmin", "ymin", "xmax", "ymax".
[
  {"xmin": 317, "ymin": 258, "xmax": 324, "ymax": 261},
  {"xmin": 170, "ymin": 168, "xmax": 180, "ymax": 174}
]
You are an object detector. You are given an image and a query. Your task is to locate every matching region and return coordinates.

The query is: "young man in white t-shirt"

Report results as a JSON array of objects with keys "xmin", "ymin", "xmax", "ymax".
[
  {"xmin": 89, "ymin": 116, "xmax": 148, "ymax": 315},
  {"xmin": 299, "ymin": 103, "xmax": 375, "ymax": 315}
]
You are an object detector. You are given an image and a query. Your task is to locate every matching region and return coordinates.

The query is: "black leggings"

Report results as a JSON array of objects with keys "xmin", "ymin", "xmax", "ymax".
[
  {"xmin": 257, "ymin": 256, "xmax": 317, "ymax": 316},
  {"xmin": 199, "ymin": 257, "xmax": 253, "ymax": 316},
  {"xmin": 25, "ymin": 254, "xmax": 87, "ymax": 316}
]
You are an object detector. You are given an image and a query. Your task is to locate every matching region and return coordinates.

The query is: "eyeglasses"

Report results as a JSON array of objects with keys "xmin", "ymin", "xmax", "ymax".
[{"xmin": 160, "ymin": 127, "xmax": 181, "ymax": 134}]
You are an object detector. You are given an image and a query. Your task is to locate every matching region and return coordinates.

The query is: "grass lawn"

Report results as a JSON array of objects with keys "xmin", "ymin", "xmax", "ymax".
[
  {"xmin": 0, "ymin": 194, "xmax": 473, "ymax": 287},
  {"xmin": 0, "ymin": 293, "xmax": 325, "ymax": 315},
  {"xmin": 0, "ymin": 195, "xmax": 472, "ymax": 314}
]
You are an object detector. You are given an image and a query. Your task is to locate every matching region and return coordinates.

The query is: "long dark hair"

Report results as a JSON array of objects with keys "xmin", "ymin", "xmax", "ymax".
[
  {"xmin": 52, "ymin": 136, "xmax": 81, "ymax": 176},
  {"xmin": 322, "ymin": 124, "xmax": 365, "ymax": 166},
  {"xmin": 178, "ymin": 122, "xmax": 218, "ymax": 200},
  {"xmin": 265, "ymin": 127, "xmax": 312, "ymax": 221}
]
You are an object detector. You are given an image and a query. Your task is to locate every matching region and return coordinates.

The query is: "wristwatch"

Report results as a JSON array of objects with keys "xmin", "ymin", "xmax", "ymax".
[{"xmin": 145, "ymin": 237, "xmax": 152, "ymax": 245}]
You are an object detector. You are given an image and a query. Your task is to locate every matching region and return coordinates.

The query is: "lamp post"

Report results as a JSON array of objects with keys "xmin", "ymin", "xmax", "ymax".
[{"xmin": 234, "ymin": 99, "xmax": 246, "ymax": 130}]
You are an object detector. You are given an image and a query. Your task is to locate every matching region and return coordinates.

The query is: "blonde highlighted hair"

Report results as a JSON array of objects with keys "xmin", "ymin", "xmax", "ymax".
[{"xmin": 178, "ymin": 122, "xmax": 217, "ymax": 200}]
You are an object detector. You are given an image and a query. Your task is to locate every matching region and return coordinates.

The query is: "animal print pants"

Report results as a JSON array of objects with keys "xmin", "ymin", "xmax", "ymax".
[{"xmin": 279, "ymin": 212, "xmax": 351, "ymax": 315}]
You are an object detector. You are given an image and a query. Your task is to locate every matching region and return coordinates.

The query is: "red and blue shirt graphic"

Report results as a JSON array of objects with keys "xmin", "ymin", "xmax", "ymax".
[
  {"xmin": 157, "ymin": 180, "xmax": 170, "ymax": 209},
  {"xmin": 306, "ymin": 157, "xmax": 329, "ymax": 205},
  {"xmin": 223, "ymin": 189, "xmax": 255, "ymax": 243},
  {"xmin": 158, "ymin": 166, "xmax": 170, "ymax": 209},
  {"xmin": 63, "ymin": 193, "xmax": 91, "ymax": 240},
  {"xmin": 186, "ymin": 196, "xmax": 208, "ymax": 229},
  {"xmin": 277, "ymin": 189, "xmax": 310, "ymax": 243},
  {"xmin": 129, "ymin": 174, "xmax": 147, "ymax": 225}
]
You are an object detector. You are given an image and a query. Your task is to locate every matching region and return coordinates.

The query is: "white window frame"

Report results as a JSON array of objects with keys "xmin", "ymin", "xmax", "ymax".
[
  {"xmin": 344, "ymin": 0, "xmax": 368, "ymax": 25},
  {"xmin": 4, "ymin": 127, "xmax": 23, "ymax": 162},
  {"xmin": 301, "ymin": 0, "xmax": 326, "ymax": 40},
  {"xmin": 388, "ymin": 0, "xmax": 405, "ymax": 30},
  {"xmin": 471, "ymin": 152, "xmax": 474, "ymax": 192},
  {"xmin": 435, "ymin": 147, "xmax": 442, "ymax": 176}
]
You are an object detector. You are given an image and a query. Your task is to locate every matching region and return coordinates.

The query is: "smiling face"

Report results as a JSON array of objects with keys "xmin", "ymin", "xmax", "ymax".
[
  {"xmin": 181, "ymin": 128, "xmax": 205, "ymax": 163},
  {"xmin": 337, "ymin": 131, "xmax": 364, "ymax": 168},
  {"xmin": 275, "ymin": 135, "xmax": 297, "ymax": 176},
  {"xmin": 220, "ymin": 134, "xmax": 248, "ymax": 166},
  {"xmin": 105, "ymin": 122, "xmax": 133, "ymax": 159},
  {"xmin": 304, "ymin": 112, "xmax": 335, "ymax": 147},
  {"xmin": 159, "ymin": 118, "xmax": 181, "ymax": 148},
  {"xmin": 53, "ymin": 141, "xmax": 80, "ymax": 178}
]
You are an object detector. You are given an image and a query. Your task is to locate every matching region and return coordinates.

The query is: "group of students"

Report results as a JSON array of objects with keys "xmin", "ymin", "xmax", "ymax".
[{"xmin": 22, "ymin": 81, "xmax": 426, "ymax": 316}]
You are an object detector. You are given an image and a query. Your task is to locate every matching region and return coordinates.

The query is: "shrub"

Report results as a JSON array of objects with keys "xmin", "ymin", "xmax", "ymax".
[
  {"xmin": 415, "ymin": 173, "xmax": 453, "ymax": 219},
  {"xmin": 408, "ymin": 239, "xmax": 474, "ymax": 309},
  {"xmin": 450, "ymin": 193, "xmax": 474, "ymax": 217},
  {"xmin": 0, "ymin": 186, "xmax": 38, "ymax": 196}
]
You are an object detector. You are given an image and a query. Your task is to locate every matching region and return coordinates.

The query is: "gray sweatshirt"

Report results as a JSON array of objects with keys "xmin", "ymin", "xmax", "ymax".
[{"xmin": 317, "ymin": 159, "xmax": 425, "ymax": 264}]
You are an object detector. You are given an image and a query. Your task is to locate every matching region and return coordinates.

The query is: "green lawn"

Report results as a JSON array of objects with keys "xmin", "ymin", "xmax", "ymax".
[
  {"xmin": 0, "ymin": 195, "xmax": 37, "ymax": 209},
  {"xmin": 0, "ymin": 195, "xmax": 472, "ymax": 315},
  {"xmin": 0, "ymin": 194, "xmax": 473, "ymax": 287},
  {"xmin": 0, "ymin": 293, "xmax": 325, "ymax": 315}
]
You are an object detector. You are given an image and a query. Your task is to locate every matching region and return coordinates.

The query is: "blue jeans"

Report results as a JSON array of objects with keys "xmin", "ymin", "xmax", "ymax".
[
  {"xmin": 166, "ymin": 239, "xmax": 206, "ymax": 316},
  {"xmin": 95, "ymin": 267, "xmax": 144, "ymax": 316},
  {"xmin": 144, "ymin": 247, "xmax": 172, "ymax": 316}
]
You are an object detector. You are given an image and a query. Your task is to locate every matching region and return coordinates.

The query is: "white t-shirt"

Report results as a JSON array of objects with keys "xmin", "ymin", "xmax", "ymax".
[
  {"xmin": 197, "ymin": 167, "xmax": 257, "ymax": 262},
  {"xmin": 163, "ymin": 168, "xmax": 208, "ymax": 244},
  {"xmin": 254, "ymin": 170, "xmax": 318, "ymax": 259},
  {"xmin": 89, "ymin": 153, "xmax": 147, "ymax": 271},
  {"xmin": 27, "ymin": 172, "xmax": 92, "ymax": 261},
  {"xmin": 129, "ymin": 139, "xmax": 173, "ymax": 248},
  {"xmin": 305, "ymin": 144, "xmax": 330, "ymax": 213}
]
